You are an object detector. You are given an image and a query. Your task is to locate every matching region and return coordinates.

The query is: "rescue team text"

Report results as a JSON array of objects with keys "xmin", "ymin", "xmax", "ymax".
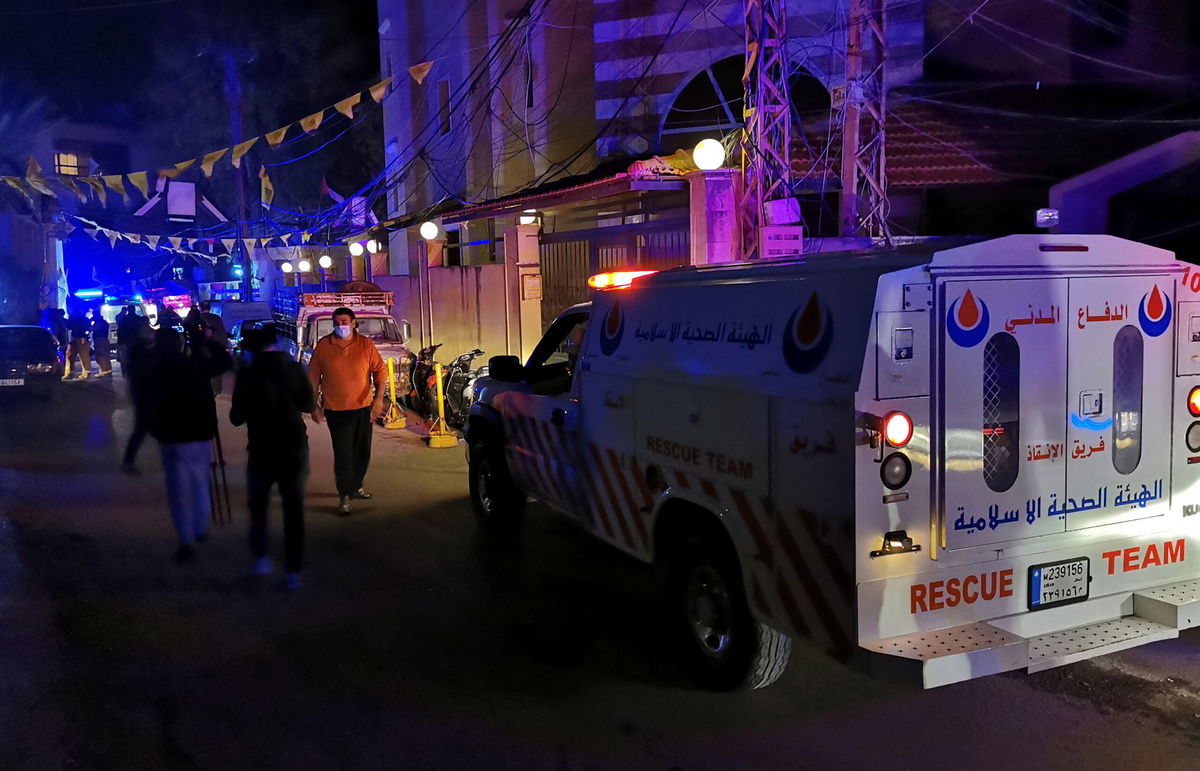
[
  {"xmin": 644, "ymin": 435, "xmax": 753, "ymax": 480},
  {"xmin": 1101, "ymin": 539, "xmax": 1184, "ymax": 575},
  {"xmin": 911, "ymin": 569, "xmax": 1014, "ymax": 614}
]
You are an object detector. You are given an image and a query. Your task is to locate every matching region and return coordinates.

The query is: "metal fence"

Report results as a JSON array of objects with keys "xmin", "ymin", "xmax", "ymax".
[{"xmin": 538, "ymin": 219, "xmax": 690, "ymax": 328}]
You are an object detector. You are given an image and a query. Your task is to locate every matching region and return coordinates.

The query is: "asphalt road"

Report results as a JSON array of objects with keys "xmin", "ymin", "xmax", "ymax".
[{"xmin": 2, "ymin": 374, "xmax": 1200, "ymax": 769}]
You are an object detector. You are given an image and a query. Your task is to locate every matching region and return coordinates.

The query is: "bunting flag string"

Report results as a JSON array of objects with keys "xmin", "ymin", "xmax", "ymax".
[{"xmin": 4, "ymin": 77, "xmax": 395, "ymax": 208}]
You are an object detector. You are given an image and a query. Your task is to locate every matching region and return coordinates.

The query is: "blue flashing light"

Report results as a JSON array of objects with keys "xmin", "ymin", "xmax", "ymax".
[
  {"xmin": 74, "ymin": 289, "xmax": 103, "ymax": 299},
  {"xmin": 233, "ymin": 266, "xmax": 245, "ymax": 277},
  {"xmin": 134, "ymin": 294, "xmax": 144, "ymax": 301}
]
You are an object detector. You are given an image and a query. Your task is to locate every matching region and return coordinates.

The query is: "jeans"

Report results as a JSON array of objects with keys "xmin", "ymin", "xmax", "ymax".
[
  {"xmin": 247, "ymin": 453, "xmax": 308, "ymax": 573},
  {"xmin": 324, "ymin": 407, "xmax": 372, "ymax": 497},
  {"xmin": 160, "ymin": 440, "xmax": 212, "ymax": 544}
]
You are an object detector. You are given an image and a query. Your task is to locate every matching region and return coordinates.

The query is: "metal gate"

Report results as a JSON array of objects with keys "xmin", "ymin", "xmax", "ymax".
[{"xmin": 538, "ymin": 220, "xmax": 690, "ymax": 328}]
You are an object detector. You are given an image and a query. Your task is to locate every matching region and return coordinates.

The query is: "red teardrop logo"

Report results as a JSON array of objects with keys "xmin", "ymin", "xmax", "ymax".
[
  {"xmin": 1148, "ymin": 285, "xmax": 1164, "ymax": 319},
  {"xmin": 795, "ymin": 293, "xmax": 822, "ymax": 344},
  {"xmin": 957, "ymin": 289, "xmax": 980, "ymax": 328}
]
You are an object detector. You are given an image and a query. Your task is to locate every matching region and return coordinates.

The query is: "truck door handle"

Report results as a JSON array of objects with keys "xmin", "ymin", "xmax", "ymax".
[{"xmin": 551, "ymin": 408, "xmax": 566, "ymax": 426}]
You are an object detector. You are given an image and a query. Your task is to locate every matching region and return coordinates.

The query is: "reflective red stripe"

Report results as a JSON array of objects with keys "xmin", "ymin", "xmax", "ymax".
[
  {"xmin": 673, "ymin": 470, "xmax": 690, "ymax": 489},
  {"xmin": 589, "ymin": 444, "xmax": 634, "ymax": 549},
  {"xmin": 629, "ymin": 459, "xmax": 654, "ymax": 508},
  {"xmin": 776, "ymin": 517, "xmax": 852, "ymax": 653},
  {"xmin": 700, "ymin": 479, "xmax": 718, "ymax": 501},
  {"xmin": 730, "ymin": 489, "xmax": 773, "ymax": 571},
  {"xmin": 607, "ymin": 448, "xmax": 648, "ymax": 548}
]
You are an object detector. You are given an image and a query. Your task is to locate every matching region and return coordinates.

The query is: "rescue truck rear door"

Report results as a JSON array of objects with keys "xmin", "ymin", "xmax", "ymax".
[
  {"xmin": 1063, "ymin": 276, "xmax": 1172, "ymax": 529},
  {"xmin": 941, "ymin": 279, "xmax": 1070, "ymax": 549}
]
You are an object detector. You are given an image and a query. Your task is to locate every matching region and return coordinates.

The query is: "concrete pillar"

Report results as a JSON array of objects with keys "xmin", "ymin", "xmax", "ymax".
[
  {"xmin": 502, "ymin": 224, "xmax": 542, "ymax": 361},
  {"xmin": 686, "ymin": 169, "xmax": 740, "ymax": 265}
]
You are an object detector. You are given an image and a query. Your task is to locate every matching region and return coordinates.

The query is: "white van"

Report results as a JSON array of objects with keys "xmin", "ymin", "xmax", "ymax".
[{"xmin": 466, "ymin": 234, "xmax": 1200, "ymax": 690}]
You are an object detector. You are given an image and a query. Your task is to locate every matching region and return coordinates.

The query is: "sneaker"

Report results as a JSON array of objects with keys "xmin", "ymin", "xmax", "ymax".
[
  {"xmin": 351, "ymin": 488, "xmax": 372, "ymax": 499},
  {"xmin": 284, "ymin": 572, "xmax": 302, "ymax": 590},
  {"xmin": 337, "ymin": 497, "xmax": 353, "ymax": 515},
  {"xmin": 251, "ymin": 556, "xmax": 273, "ymax": 575},
  {"xmin": 174, "ymin": 544, "xmax": 196, "ymax": 563}
]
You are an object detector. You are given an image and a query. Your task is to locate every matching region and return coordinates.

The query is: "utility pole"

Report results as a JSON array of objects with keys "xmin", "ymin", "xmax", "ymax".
[
  {"xmin": 212, "ymin": 47, "xmax": 255, "ymax": 299},
  {"xmin": 739, "ymin": 0, "xmax": 791, "ymax": 261},
  {"xmin": 839, "ymin": 0, "xmax": 890, "ymax": 241}
]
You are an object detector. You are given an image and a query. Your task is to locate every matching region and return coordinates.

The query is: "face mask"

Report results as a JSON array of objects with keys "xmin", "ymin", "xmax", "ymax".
[{"xmin": 334, "ymin": 326, "xmax": 352, "ymax": 339}]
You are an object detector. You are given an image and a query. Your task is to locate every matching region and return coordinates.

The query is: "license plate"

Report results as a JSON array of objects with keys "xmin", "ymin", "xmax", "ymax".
[
  {"xmin": 0, "ymin": 378, "xmax": 24, "ymax": 387},
  {"xmin": 1028, "ymin": 557, "xmax": 1090, "ymax": 611}
]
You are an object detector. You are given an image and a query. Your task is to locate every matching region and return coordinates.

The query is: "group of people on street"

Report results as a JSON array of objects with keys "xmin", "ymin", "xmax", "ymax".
[
  {"xmin": 40, "ymin": 306, "xmax": 114, "ymax": 379},
  {"xmin": 116, "ymin": 303, "xmax": 387, "ymax": 590}
]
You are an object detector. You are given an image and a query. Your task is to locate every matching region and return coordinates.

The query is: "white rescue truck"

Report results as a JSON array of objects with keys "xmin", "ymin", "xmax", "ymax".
[{"xmin": 467, "ymin": 234, "xmax": 1200, "ymax": 690}]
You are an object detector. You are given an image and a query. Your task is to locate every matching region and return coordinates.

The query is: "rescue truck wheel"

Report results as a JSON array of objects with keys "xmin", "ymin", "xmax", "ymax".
[
  {"xmin": 469, "ymin": 439, "xmax": 525, "ymax": 538},
  {"xmin": 670, "ymin": 532, "xmax": 791, "ymax": 690}
]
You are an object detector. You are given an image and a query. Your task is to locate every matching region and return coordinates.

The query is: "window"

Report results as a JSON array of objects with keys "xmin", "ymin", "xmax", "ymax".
[
  {"xmin": 983, "ymin": 332, "xmax": 1020, "ymax": 492},
  {"xmin": 1112, "ymin": 325, "xmax": 1143, "ymax": 475},
  {"xmin": 315, "ymin": 317, "xmax": 401, "ymax": 342},
  {"xmin": 438, "ymin": 80, "xmax": 451, "ymax": 136},
  {"xmin": 54, "ymin": 151, "xmax": 89, "ymax": 176},
  {"xmin": 527, "ymin": 313, "xmax": 589, "ymax": 396}
]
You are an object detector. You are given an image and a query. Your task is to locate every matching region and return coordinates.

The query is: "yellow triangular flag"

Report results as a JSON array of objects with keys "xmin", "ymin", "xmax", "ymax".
[
  {"xmin": 127, "ymin": 172, "xmax": 150, "ymax": 199},
  {"xmin": 24, "ymin": 157, "xmax": 55, "ymax": 196},
  {"xmin": 200, "ymin": 148, "xmax": 229, "ymax": 177},
  {"xmin": 231, "ymin": 138, "xmax": 259, "ymax": 169},
  {"xmin": 56, "ymin": 176, "xmax": 88, "ymax": 203},
  {"xmin": 407, "ymin": 62, "xmax": 433, "ymax": 86},
  {"xmin": 281, "ymin": 233, "xmax": 293, "ymax": 245},
  {"xmin": 129, "ymin": 232, "xmax": 142, "ymax": 244},
  {"xmin": 265, "ymin": 126, "xmax": 289, "ymax": 146},
  {"xmin": 243, "ymin": 238, "xmax": 257, "ymax": 254},
  {"xmin": 221, "ymin": 238, "xmax": 236, "ymax": 252},
  {"xmin": 300, "ymin": 110, "xmax": 325, "ymax": 133},
  {"xmin": 301, "ymin": 231, "xmax": 312, "ymax": 244},
  {"xmin": 80, "ymin": 177, "xmax": 107, "ymax": 205},
  {"xmin": 168, "ymin": 236, "xmax": 183, "ymax": 251},
  {"xmin": 106, "ymin": 230, "xmax": 120, "ymax": 248},
  {"xmin": 2, "ymin": 176, "xmax": 32, "ymax": 202},
  {"xmin": 146, "ymin": 235, "xmax": 160, "ymax": 249},
  {"xmin": 160, "ymin": 160, "xmax": 195, "ymax": 179},
  {"xmin": 259, "ymin": 165, "xmax": 275, "ymax": 207},
  {"xmin": 84, "ymin": 228, "xmax": 99, "ymax": 240},
  {"xmin": 369, "ymin": 77, "xmax": 393, "ymax": 102},
  {"xmin": 101, "ymin": 174, "xmax": 130, "ymax": 203},
  {"xmin": 334, "ymin": 93, "xmax": 361, "ymax": 119}
]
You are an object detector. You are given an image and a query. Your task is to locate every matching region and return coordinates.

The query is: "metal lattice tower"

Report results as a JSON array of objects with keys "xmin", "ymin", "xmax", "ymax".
[
  {"xmin": 739, "ymin": 0, "xmax": 791, "ymax": 261},
  {"xmin": 839, "ymin": 0, "xmax": 891, "ymax": 241}
]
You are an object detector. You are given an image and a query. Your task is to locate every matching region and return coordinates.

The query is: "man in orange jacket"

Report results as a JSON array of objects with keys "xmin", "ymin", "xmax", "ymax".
[{"xmin": 308, "ymin": 307, "xmax": 387, "ymax": 515}]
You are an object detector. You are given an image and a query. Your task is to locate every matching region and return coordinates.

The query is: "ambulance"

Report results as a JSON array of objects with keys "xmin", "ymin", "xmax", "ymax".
[{"xmin": 466, "ymin": 234, "xmax": 1200, "ymax": 690}]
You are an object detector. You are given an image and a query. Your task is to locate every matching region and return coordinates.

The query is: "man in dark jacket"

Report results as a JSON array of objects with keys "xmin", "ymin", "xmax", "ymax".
[
  {"xmin": 230, "ymin": 326, "xmax": 313, "ymax": 589},
  {"xmin": 145, "ymin": 326, "xmax": 232, "ymax": 561},
  {"xmin": 63, "ymin": 309, "xmax": 92, "ymax": 379},
  {"xmin": 91, "ymin": 311, "xmax": 112, "ymax": 376}
]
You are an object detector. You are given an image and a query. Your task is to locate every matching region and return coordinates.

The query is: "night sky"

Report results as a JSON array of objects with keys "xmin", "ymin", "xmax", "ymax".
[{"xmin": 0, "ymin": 0, "xmax": 380, "ymax": 129}]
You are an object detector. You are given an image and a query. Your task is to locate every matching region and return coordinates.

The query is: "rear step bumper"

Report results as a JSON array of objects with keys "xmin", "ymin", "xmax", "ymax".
[{"xmin": 863, "ymin": 578, "xmax": 1200, "ymax": 688}]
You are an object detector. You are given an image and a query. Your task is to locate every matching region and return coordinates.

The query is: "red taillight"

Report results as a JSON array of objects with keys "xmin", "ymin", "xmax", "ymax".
[
  {"xmin": 1188, "ymin": 387, "xmax": 1200, "ymax": 417},
  {"xmin": 884, "ymin": 412, "xmax": 913, "ymax": 447}
]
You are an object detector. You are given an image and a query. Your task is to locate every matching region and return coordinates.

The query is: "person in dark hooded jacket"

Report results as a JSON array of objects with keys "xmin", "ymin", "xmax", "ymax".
[
  {"xmin": 144, "ymin": 326, "xmax": 232, "ymax": 561},
  {"xmin": 230, "ymin": 325, "xmax": 314, "ymax": 589}
]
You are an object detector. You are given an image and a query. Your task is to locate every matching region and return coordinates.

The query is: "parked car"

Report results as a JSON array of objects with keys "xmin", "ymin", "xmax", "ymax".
[
  {"xmin": 227, "ymin": 319, "xmax": 275, "ymax": 365},
  {"xmin": 0, "ymin": 325, "xmax": 61, "ymax": 399}
]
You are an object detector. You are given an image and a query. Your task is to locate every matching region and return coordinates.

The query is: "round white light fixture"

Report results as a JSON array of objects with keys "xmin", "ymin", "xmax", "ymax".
[
  {"xmin": 297, "ymin": 259, "xmax": 312, "ymax": 272},
  {"xmin": 366, "ymin": 239, "xmax": 380, "ymax": 254},
  {"xmin": 318, "ymin": 254, "xmax": 333, "ymax": 269},
  {"xmin": 349, "ymin": 241, "xmax": 365, "ymax": 257},
  {"xmin": 281, "ymin": 261, "xmax": 294, "ymax": 273},
  {"xmin": 693, "ymin": 138, "xmax": 726, "ymax": 170},
  {"xmin": 518, "ymin": 209, "xmax": 539, "ymax": 226},
  {"xmin": 419, "ymin": 221, "xmax": 440, "ymax": 240}
]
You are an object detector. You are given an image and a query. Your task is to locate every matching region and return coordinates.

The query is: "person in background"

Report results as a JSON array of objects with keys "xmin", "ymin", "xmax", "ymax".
[
  {"xmin": 230, "ymin": 326, "xmax": 314, "ymax": 589},
  {"xmin": 52, "ymin": 309, "xmax": 69, "ymax": 368},
  {"xmin": 63, "ymin": 308, "xmax": 93, "ymax": 379},
  {"xmin": 116, "ymin": 304, "xmax": 148, "ymax": 373},
  {"xmin": 198, "ymin": 301, "xmax": 228, "ymax": 394},
  {"xmin": 308, "ymin": 307, "xmax": 387, "ymax": 515},
  {"xmin": 91, "ymin": 309, "xmax": 113, "ymax": 377},
  {"xmin": 120, "ymin": 322, "xmax": 155, "ymax": 475},
  {"xmin": 143, "ymin": 326, "xmax": 232, "ymax": 562}
]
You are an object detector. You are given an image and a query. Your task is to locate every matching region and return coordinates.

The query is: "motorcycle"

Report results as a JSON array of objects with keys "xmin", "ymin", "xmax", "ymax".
[
  {"xmin": 408, "ymin": 342, "xmax": 442, "ymax": 415},
  {"xmin": 438, "ymin": 349, "xmax": 485, "ymax": 429}
]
